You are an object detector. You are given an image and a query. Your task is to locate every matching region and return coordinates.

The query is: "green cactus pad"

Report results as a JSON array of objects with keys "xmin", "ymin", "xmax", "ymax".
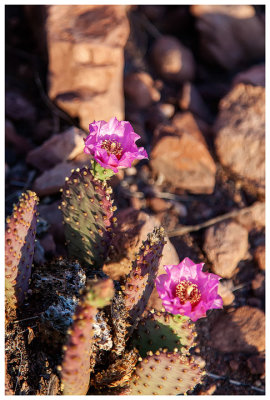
[
  {"xmin": 123, "ymin": 227, "xmax": 166, "ymax": 335},
  {"xmin": 129, "ymin": 351, "xmax": 204, "ymax": 395},
  {"xmin": 5, "ymin": 190, "xmax": 38, "ymax": 309},
  {"xmin": 60, "ymin": 278, "xmax": 114, "ymax": 395},
  {"xmin": 60, "ymin": 167, "xmax": 115, "ymax": 270},
  {"xmin": 132, "ymin": 311, "xmax": 197, "ymax": 358}
]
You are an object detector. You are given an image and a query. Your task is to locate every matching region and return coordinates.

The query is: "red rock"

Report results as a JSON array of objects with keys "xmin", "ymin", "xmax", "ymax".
[
  {"xmin": 236, "ymin": 202, "xmax": 265, "ymax": 231},
  {"xmin": 191, "ymin": 5, "xmax": 265, "ymax": 70},
  {"xmin": 147, "ymin": 197, "xmax": 171, "ymax": 213},
  {"xmin": 5, "ymin": 119, "xmax": 34, "ymax": 155},
  {"xmin": 33, "ymin": 162, "xmax": 77, "ymax": 196},
  {"xmin": 254, "ymin": 245, "xmax": 265, "ymax": 271},
  {"xmin": 217, "ymin": 281, "xmax": 235, "ymax": 306},
  {"xmin": 211, "ymin": 306, "xmax": 265, "ymax": 353},
  {"xmin": 151, "ymin": 35, "xmax": 195, "ymax": 82},
  {"xmin": 233, "ymin": 64, "xmax": 265, "ymax": 87},
  {"xmin": 41, "ymin": 5, "xmax": 130, "ymax": 131},
  {"xmin": 214, "ymin": 84, "xmax": 265, "ymax": 195},
  {"xmin": 124, "ymin": 72, "xmax": 160, "ymax": 109},
  {"xmin": 151, "ymin": 118, "xmax": 216, "ymax": 194},
  {"xmin": 26, "ymin": 127, "xmax": 86, "ymax": 171},
  {"xmin": 252, "ymin": 273, "xmax": 265, "ymax": 298},
  {"xmin": 203, "ymin": 221, "xmax": 249, "ymax": 278},
  {"xmin": 179, "ymin": 82, "xmax": 212, "ymax": 123}
]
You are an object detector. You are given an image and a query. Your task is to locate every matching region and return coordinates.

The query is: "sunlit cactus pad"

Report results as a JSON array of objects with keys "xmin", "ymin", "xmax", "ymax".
[
  {"xmin": 5, "ymin": 190, "xmax": 38, "ymax": 308},
  {"xmin": 60, "ymin": 167, "xmax": 115, "ymax": 270},
  {"xmin": 129, "ymin": 351, "xmax": 204, "ymax": 395}
]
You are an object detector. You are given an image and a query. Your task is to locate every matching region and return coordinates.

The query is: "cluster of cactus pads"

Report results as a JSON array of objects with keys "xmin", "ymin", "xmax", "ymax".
[{"xmin": 5, "ymin": 166, "xmax": 204, "ymax": 395}]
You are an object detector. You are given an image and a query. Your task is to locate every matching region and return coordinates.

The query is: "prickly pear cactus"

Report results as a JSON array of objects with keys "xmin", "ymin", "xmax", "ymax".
[
  {"xmin": 60, "ymin": 167, "xmax": 116, "ymax": 271},
  {"xmin": 129, "ymin": 351, "xmax": 204, "ymax": 395},
  {"xmin": 5, "ymin": 191, "xmax": 38, "ymax": 310},
  {"xmin": 133, "ymin": 311, "xmax": 197, "ymax": 358},
  {"xmin": 123, "ymin": 227, "xmax": 166, "ymax": 335},
  {"xmin": 60, "ymin": 279, "xmax": 114, "ymax": 395}
]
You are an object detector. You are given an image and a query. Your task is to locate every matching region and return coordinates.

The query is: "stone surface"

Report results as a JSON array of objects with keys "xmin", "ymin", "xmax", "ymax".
[
  {"xmin": 254, "ymin": 245, "xmax": 265, "ymax": 271},
  {"xmin": 124, "ymin": 72, "xmax": 160, "ymax": 109},
  {"xmin": 43, "ymin": 5, "xmax": 130, "ymax": 130},
  {"xmin": 251, "ymin": 273, "xmax": 265, "ymax": 298},
  {"xmin": 26, "ymin": 127, "xmax": 86, "ymax": 171},
  {"xmin": 191, "ymin": 5, "xmax": 265, "ymax": 70},
  {"xmin": 233, "ymin": 64, "xmax": 265, "ymax": 87},
  {"xmin": 179, "ymin": 82, "xmax": 212, "ymax": 123},
  {"xmin": 214, "ymin": 84, "xmax": 265, "ymax": 194},
  {"xmin": 203, "ymin": 221, "xmax": 249, "ymax": 278},
  {"xmin": 151, "ymin": 35, "xmax": 195, "ymax": 82},
  {"xmin": 211, "ymin": 306, "xmax": 265, "ymax": 353},
  {"xmin": 217, "ymin": 281, "xmax": 235, "ymax": 306},
  {"xmin": 236, "ymin": 202, "xmax": 265, "ymax": 231},
  {"xmin": 151, "ymin": 115, "xmax": 216, "ymax": 194},
  {"xmin": 103, "ymin": 208, "xmax": 179, "ymax": 311}
]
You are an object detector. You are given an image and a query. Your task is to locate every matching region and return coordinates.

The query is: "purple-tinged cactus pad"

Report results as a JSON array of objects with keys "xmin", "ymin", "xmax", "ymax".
[
  {"xmin": 5, "ymin": 190, "xmax": 38, "ymax": 309},
  {"xmin": 129, "ymin": 351, "xmax": 204, "ymax": 395},
  {"xmin": 60, "ymin": 279, "xmax": 114, "ymax": 395},
  {"xmin": 123, "ymin": 226, "xmax": 166, "ymax": 334}
]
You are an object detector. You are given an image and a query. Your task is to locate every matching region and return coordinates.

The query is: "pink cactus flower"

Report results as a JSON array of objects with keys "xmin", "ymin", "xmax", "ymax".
[
  {"xmin": 155, "ymin": 258, "xmax": 223, "ymax": 321},
  {"xmin": 84, "ymin": 117, "xmax": 148, "ymax": 173}
]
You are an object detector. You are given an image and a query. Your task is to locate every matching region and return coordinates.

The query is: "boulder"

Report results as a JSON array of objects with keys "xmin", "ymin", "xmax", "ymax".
[
  {"xmin": 151, "ymin": 35, "xmax": 195, "ymax": 82},
  {"xmin": 28, "ymin": 5, "xmax": 130, "ymax": 130},
  {"xmin": 210, "ymin": 306, "xmax": 265, "ymax": 353},
  {"xmin": 191, "ymin": 5, "xmax": 265, "ymax": 70},
  {"xmin": 151, "ymin": 114, "xmax": 216, "ymax": 194},
  {"xmin": 214, "ymin": 84, "xmax": 265, "ymax": 195},
  {"xmin": 26, "ymin": 127, "xmax": 86, "ymax": 171},
  {"xmin": 203, "ymin": 220, "xmax": 249, "ymax": 278}
]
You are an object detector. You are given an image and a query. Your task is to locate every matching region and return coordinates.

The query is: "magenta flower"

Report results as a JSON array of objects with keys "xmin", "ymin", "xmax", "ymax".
[
  {"xmin": 155, "ymin": 258, "xmax": 223, "ymax": 321},
  {"xmin": 84, "ymin": 117, "xmax": 148, "ymax": 173}
]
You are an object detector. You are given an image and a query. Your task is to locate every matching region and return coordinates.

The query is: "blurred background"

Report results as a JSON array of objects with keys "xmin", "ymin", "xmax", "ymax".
[{"xmin": 5, "ymin": 5, "xmax": 265, "ymax": 395}]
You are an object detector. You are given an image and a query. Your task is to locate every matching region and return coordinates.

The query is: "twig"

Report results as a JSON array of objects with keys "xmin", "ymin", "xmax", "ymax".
[
  {"xmin": 167, "ymin": 205, "xmax": 254, "ymax": 238},
  {"xmin": 206, "ymin": 372, "xmax": 265, "ymax": 394},
  {"xmin": 12, "ymin": 315, "xmax": 40, "ymax": 324}
]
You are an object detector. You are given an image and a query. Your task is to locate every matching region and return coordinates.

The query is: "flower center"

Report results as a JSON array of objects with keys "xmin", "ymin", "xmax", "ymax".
[
  {"xmin": 175, "ymin": 280, "xmax": 201, "ymax": 307},
  {"xmin": 101, "ymin": 139, "xmax": 123, "ymax": 159}
]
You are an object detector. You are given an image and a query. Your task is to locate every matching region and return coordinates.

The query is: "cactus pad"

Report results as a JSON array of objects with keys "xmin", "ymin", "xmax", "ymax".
[
  {"xmin": 123, "ymin": 227, "xmax": 166, "ymax": 334},
  {"xmin": 60, "ymin": 279, "xmax": 114, "ymax": 395},
  {"xmin": 129, "ymin": 351, "xmax": 204, "ymax": 395},
  {"xmin": 5, "ymin": 191, "xmax": 38, "ymax": 309},
  {"xmin": 133, "ymin": 312, "xmax": 197, "ymax": 358},
  {"xmin": 60, "ymin": 167, "xmax": 115, "ymax": 270}
]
